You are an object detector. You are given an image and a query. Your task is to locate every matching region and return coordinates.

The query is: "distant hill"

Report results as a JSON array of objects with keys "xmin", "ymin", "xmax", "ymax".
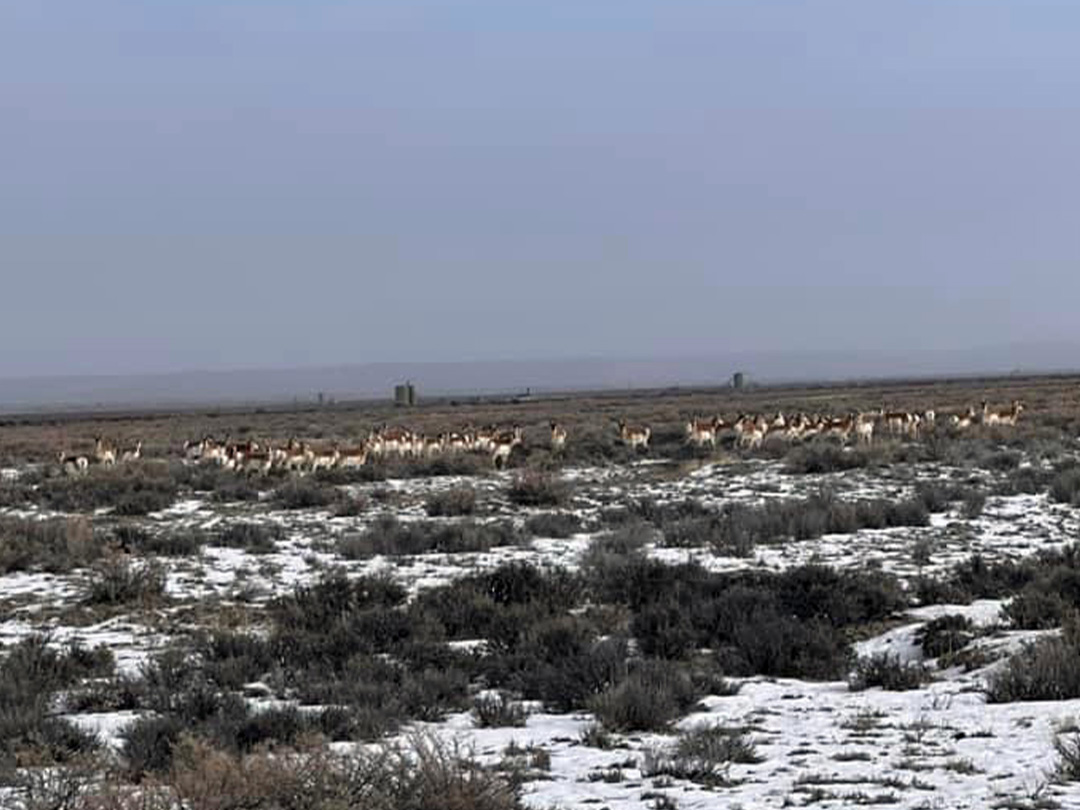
[{"xmin": 0, "ymin": 342, "xmax": 1076, "ymax": 412}]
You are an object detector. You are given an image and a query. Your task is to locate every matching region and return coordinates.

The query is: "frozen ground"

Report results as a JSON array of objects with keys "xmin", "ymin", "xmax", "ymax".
[{"xmin": 3, "ymin": 451, "xmax": 1080, "ymax": 808}]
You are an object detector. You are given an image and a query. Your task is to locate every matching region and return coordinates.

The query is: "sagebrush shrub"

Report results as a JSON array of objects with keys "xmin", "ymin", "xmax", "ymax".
[
  {"xmin": 524, "ymin": 511, "xmax": 583, "ymax": 538},
  {"xmin": 506, "ymin": 473, "xmax": 568, "ymax": 507},
  {"xmin": 0, "ymin": 516, "xmax": 102, "ymax": 574},
  {"xmin": 590, "ymin": 660, "xmax": 699, "ymax": 732},
  {"xmin": 985, "ymin": 629, "xmax": 1080, "ymax": 703},
  {"xmin": 916, "ymin": 615, "xmax": 974, "ymax": 659},
  {"xmin": 84, "ymin": 556, "xmax": 167, "ymax": 606},
  {"xmin": 426, "ymin": 487, "xmax": 478, "ymax": 517},
  {"xmin": 213, "ymin": 522, "xmax": 283, "ymax": 554},
  {"xmin": 849, "ymin": 653, "xmax": 930, "ymax": 692}
]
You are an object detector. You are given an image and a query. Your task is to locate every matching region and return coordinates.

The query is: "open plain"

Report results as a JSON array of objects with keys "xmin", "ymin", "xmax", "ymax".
[{"xmin": 3, "ymin": 375, "xmax": 1080, "ymax": 809}]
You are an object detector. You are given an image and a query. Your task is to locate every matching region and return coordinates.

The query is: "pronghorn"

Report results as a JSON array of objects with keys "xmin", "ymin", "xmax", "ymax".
[
  {"xmin": 57, "ymin": 451, "xmax": 89, "ymax": 476},
  {"xmin": 200, "ymin": 438, "xmax": 230, "ymax": 467},
  {"xmin": 120, "ymin": 440, "xmax": 143, "ymax": 464},
  {"xmin": 824, "ymin": 414, "xmax": 856, "ymax": 443},
  {"xmin": 338, "ymin": 443, "xmax": 369, "ymax": 469},
  {"xmin": 473, "ymin": 425, "xmax": 500, "ymax": 454},
  {"xmin": 442, "ymin": 431, "xmax": 471, "ymax": 454},
  {"xmin": 282, "ymin": 441, "xmax": 312, "ymax": 472},
  {"xmin": 183, "ymin": 438, "xmax": 208, "ymax": 463},
  {"xmin": 491, "ymin": 426, "xmax": 524, "ymax": 469},
  {"xmin": 906, "ymin": 412, "xmax": 923, "ymax": 439},
  {"xmin": 241, "ymin": 448, "xmax": 274, "ymax": 476},
  {"xmin": 855, "ymin": 412, "xmax": 876, "ymax": 445},
  {"xmin": 685, "ymin": 416, "xmax": 719, "ymax": 448},
  {"xmin": 371, "ymin": 425, "xmax": 412, "ymax": 458},
  {"xmin": 950, "ymin": 406, "xmax": 978, "ymax": 430},
  {"xmin": 93, "ymin": 436, "xmax": 117, "ymax": 467},
  {"xmin": 732, "ymin": 415, "xmax": 764, "ymax": 450},
  {"xmin": 879, "ymin": 409, "xmax": 913, "ymax": 438},
  {"xmin": 268, "ymin": 438, "xmax": 299, "ymax": 467},
  {"xmin": 309, "ymin": 446, "xmax": 341, "ymax": 473},
  {"xmin": 550, "ymin": 421, "xmax": 568, "ymax": 453},
  {"xmin": 983, "ymin": 400, "xmax": 1024, "ymax": 427},
  {"xmin": 617, "ymin": 419, "xmax": 651, "ymax": 450}
]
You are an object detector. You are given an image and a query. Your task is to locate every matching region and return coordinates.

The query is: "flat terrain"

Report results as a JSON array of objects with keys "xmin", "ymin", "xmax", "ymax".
[{"xmin": 4, "ymin": 375, "xmax": 1080, "ymax": 809}]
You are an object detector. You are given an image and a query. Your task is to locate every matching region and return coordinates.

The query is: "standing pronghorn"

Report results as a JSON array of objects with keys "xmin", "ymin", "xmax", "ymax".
[
  {"xmin": 617, "ymin": 419, "xmax": 651, "ymax": 450},
  {"xmin": 337, "ymin": 443, "xmax": 370, "ymax": 469},
  {"xmin": 855, "ymin": 412, "xmax": 876, "ymax": 445},
  {"xmin": 93, "ymin": 436, "xmax": 117, "ymax": 467},
  {"xmin": 491, "ymin": 426, "xmax": 524, "ymax": 469},
  {"xmin": 120, "ymin": 441, "xmax": 143, "ymax": 464},
  {"xmin": 951, "ymin": 406, "xmax": 978, "ymax": 430},
  {"xmin": 983, "ymin": 400, "xmax": 1024, "ymax": 427},
  {"xmin": 57, "ymin": 451, "xmax": 90, "ymax": 476},
  {"xmin": 549, "ymin": 421, "xmax": 568, "ymax": 453},
  {"xmin": 732, "ymin": 414, "xmax": 765, "ymax": 450},
  {"xmin": 685, "ymin": 417, "xmax": 719, "ymax": 448}
]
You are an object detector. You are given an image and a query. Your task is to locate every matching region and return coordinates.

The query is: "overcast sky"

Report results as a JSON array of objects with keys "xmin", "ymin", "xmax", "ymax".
[{"xmin": 2, "ymin": 1, "xmax": 1079, "ymax": 379}]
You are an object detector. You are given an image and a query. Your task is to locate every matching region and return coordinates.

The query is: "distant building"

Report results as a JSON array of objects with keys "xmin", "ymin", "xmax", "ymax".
[
  {"xmin": 732, "ymin": 372, "xmax": 746, "ymax": 390},
  {"xmin": 394, "ymin": 381, "xmax": 417, "ymax": 407}
]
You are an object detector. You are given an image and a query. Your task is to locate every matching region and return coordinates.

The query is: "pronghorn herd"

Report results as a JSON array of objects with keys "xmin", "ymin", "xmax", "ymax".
[
  {"xmin": 169, "ymin": 423, "xmax": 533, "ymax": 476},
  {"xmin": 683, "ymin": 400, "xmax": 1025, "ymax": 450},
  {"xmin": 56, "ymin": 435, "xmax": 140, "ymax": 476},
  {"xmin": 53, "ymin": 400, "xmax": 1026, "ymax": 476}
]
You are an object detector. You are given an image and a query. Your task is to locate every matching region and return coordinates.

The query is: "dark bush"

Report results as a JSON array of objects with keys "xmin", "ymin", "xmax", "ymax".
[
  {"xmin": 784, "ymin": 444, "xmax": 875, "ymax": 474},
  {"xmin": 213, "ymin": 522, "xmax": 284, "ymax": 554},
  {"xmin": 154, "ymin": 734, "xmax": 524, "ymax": 810},
  {"xmin": 272, "ymin": 572, "xmax": 408, "ymax": 634},
  {"xmin": 121, "ymin": 714, "xmax": 184, "ymax": 777},
  {"xmin": 331, "ymin": 493, "xmax": 369, "ymax": 517},
  {"xmin": 628, "ymin": 498, "xmax": 714, "ymax": 528},
  {"xmin": 39, "ymin": 467, "xmax": 178, "ymax": 515},
  {"xmin": 590, "ymin": 660, "xmax": 700, "ymax": 732},
  {"xmin": 524, "ymin": 512, "xmax": 584, "ymax": 539},
  {"xmin": 1003, "ymin": 588, "xmax": 1069, "ymax": 630},
  {"xmin": 273, "ymin": 479, "xmax": 338, "ymax": 510},
  {"xmin": 985, "ymin": 632, "xmax": 1080, "ymax": 703},
  {"xmin": 0, "ymin": 516, "xmax": 104, "ymax": 574},
  {"xmin": 426, "ymin": 487, "xmax": 478, "ymax": 517},
  {"xmin": 473, "ymin": 692, "xmax": 529, "ymax": 728},
  {"xmin": 114, "ymin": 524, "xmax": 205, "ymax": 557},
  {"xmin": 1051, "ymin": 468, "xmax": 1080, "ymax": 506},
  {"xmin": 0, "ymin": 636, "xmax": 109, "ymax": 767},
  {"xmin": 179, "ymin": 467, "xmax": 262, "ymax": 503},
  {"xmin": 913, "ymin": 481, "xmax": 978, "ymax": 514},
  {"xmin": 339, "ymin": 516, "xmax": 523, "ymax": 558},
  {"xmin": 643, "ymin": 725, "xmax": 762, "ymax": 785},
  {"xmin": 961, "ymin": 489, "xmax": 987, "ymax": 519},
  {"xmin": 849, "ymin": 653, "xmax": 930, "ymax": 691},
  {"xmin": 506, "ymin": 472, "xmax": 569, "ymax": 507},
  {"xmin": 917, "ymin": 615, "xmax": 975, "ymax": 659},
  {"xmin": 689, "ymin": 493, "xmax": 929, "ymax": 556},
  {"xmin": 84, "ymin": 555, "xmax": 167, "ymax": 607}
]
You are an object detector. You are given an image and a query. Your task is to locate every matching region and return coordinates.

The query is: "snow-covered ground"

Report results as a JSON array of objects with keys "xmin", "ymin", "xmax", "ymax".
[{"xmin": 4, "ymin": 452, "xmax": 1080, "ymax": 808}]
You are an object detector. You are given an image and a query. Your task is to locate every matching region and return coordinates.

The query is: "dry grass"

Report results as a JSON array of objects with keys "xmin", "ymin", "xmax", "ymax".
[{"xmin": 1, "ymin": 373, "xmax": 1077, "ymax": 467}]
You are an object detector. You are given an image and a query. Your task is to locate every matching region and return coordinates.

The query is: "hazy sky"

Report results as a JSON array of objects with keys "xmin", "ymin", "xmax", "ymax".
[{"xmin": 3, "ymin": 1, "xmax": 1079, "ymax": 378}]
